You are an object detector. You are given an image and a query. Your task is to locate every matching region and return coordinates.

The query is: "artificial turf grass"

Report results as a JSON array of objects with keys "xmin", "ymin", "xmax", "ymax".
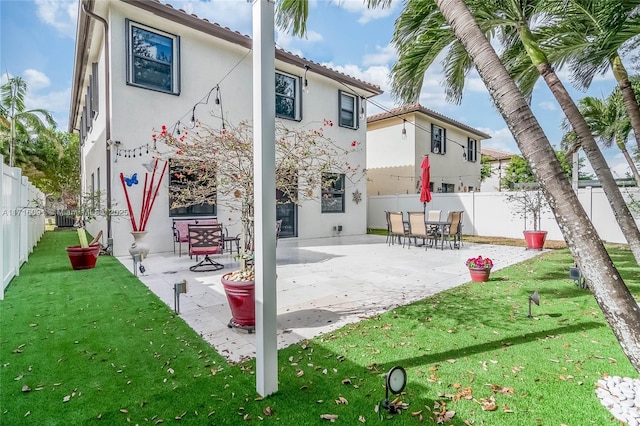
[{"xmin": 1, "ymin": 231, "xmax": 638, "ymax": 425}]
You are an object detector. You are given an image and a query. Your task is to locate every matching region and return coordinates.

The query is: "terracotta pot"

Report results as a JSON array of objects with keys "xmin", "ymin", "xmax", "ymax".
[
  {"xmin": 66, "ymin": 245, "xmax": 100, "ymax": 270},
  {"xmin": 469, "ymin": 267, "xmax": 491, "ymax": 282},
  {"xmin": 221, "ymin": 273, "xmax": 255, "ymax": 332},
  {"xmin": 523, "ymin": 230, "xmax": 547, "ymax": 251}
]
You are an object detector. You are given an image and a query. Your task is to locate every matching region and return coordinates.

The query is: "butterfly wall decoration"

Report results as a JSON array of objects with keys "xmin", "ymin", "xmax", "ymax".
[{"xmin": 124, "ymin": 173, "xmax": 139, "ymax": 187}]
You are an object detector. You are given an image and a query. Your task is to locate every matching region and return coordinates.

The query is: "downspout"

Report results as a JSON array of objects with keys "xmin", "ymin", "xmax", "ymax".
[{"xmin": 81, "ymin": 4, "xmax": 112, "ymax": 240}]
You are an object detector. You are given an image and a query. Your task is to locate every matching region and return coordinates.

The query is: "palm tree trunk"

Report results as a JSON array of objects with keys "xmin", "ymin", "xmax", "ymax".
[
  {"xmin": 434, "ymin": 0, "xmax": 640, "ymax": 372},
  {"xmin": 611, "ymin": 55, "xmax": 640, "ymax": 153},
  {"xmin": 537, "ymin": 62, "xmax": 640, "ymax": 266}
]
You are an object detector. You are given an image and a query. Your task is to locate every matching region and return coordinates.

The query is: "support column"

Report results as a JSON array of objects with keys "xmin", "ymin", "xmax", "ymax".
[{"xmin": 252, "ymin": 0, "xmax": 278, "ymax": 397}]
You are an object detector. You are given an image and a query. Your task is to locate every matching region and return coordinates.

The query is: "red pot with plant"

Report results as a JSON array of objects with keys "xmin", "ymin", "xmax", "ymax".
[{"xmin": 466, "ymin": 256, "xmax": 493, "ymax": 282}]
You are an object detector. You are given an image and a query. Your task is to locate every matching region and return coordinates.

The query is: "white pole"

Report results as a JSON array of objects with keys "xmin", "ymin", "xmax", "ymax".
[{"xmin": 252, "ymin": 0, "xmax": 278, "ymax": 397}]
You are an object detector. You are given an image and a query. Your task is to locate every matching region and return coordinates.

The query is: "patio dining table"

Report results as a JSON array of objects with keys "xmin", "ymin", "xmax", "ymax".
[{"xmin": 425, "ymin": 220, "xmax": 451, "ymax": 250}]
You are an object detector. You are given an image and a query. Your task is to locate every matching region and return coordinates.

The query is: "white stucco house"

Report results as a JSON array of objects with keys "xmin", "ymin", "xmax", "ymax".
[
  {"xmin": 69, "ymin": 0, "xmax": 382, "ymax": 257},
  {"xmin": 480, "ymin": 147, "xmax": 517, "ymax": 192},
  {"xmin": 366, "ymin": 103, "xmax": 491, "ymax": 196}
]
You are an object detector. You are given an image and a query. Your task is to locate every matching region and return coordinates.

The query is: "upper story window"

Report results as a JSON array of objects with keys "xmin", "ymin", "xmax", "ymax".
[
  {"xmin": 339, "ymin": 91, "xmax": 358, "ymax": 129},
  {"xmin": 276, "ymin": 72, "xmax": 301, "ymax": 120},
  {"xmin": 431, "ymin": 124, "xmax": 446, "ymax": 154},
  {"xmin": 321, "ymin": 173, "xmax": 345, "ymax": 213},
  {"xmin": 467, "ymin": 138, "xmax": 478, "ymax": 162},
  {"xmin": 126, "ymin": 20, "xmax": 180, "ymax": 95}
]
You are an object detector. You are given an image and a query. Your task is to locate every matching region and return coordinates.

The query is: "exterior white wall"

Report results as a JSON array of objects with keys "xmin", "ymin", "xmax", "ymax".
[
  {"xmin": 79, "ymin": 1, "xmax": 370, "ymax": 256},
  {"xmin": 481, "ymin": 159, "xmax": 510, "ymax": 192},
  {"xmin": 367, "ymin": 187, "xmax": 640, "ymax": 245}
]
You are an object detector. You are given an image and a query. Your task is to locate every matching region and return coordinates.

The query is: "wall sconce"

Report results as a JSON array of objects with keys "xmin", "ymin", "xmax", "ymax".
[
  {"xmin": 381, "ymin": 366, "xmax": 407, "ymax": 414},
  {"xmin": 359, "ymin": 98, "xmax": 365, "ymax": 120},
  {"xmin": 528, "ymin": 290, "xmax": 539, "ymax": 318},
  {"xmin": 303, "ymin": 64, "xmax": 310, "ymax": 93},
  {"xmin": 401, "ymin": 119, "xmax": 407, "ymax": 140}
]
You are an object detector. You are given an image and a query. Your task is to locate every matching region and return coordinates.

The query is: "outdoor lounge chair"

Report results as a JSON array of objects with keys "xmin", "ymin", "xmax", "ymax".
[
  {"xmin": 188, "ymin": 224, "xmax": 225, "ymax": 272},
  {"xmin": 440, "ymin": 211, "xmax": 463, "ymax": 249}
]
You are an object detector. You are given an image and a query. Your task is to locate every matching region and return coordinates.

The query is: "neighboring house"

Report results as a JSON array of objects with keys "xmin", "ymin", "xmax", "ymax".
[
  {"xmin": 480, "ymin": 147, "xmax": 516, "ymax": 192},
  {"xmin": 69, "ymin": 0, "xmax": 382, "ymax": 257},
  {"xmin": 366, "ymin": 103, "xmax": 491, "ymax": 196}
]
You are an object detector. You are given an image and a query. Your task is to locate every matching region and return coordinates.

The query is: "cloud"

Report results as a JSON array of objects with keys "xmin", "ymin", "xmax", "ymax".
[
  {"xmin": 23, "ymin": 69, "xmax": 51, "ymax": 91},
  {"xmin": 477, "ymin": 127, "xmax": 519, "ymax": 154},
  {"xmin": 35, "ymin": 0, "xmax": 77, "ymax": 38},
  {"xmin": 25, "ymin": 86, "xmax": 71, "ymax": 129},
  {"xmin": 362, "ymin": 44, "xmax": 396, "ymax": 67},
  {"xmin": 276, "ymin": 28, "xmax": 323, "ymax": 53},
  {"xmin": 335, "ymin": 0, "xmax": 398, "ymax": 24},
  {"xmin": 537, "ymin": 101, "xmax": 557, "ymax": 111}
]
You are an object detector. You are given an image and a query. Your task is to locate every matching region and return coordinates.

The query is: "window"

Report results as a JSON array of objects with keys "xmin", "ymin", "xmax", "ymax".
[
  {"xmin": 321, "ymin": 173, "xmax": 345, "ymax": 213},
  {"xmin": 126, "ymin": 19, "xmax": 180, "ymax": 94},
  {"xmin": 431, "ymin": 124, "xmax": 446, "ymax": 154},
  {"xmin": 169, "ymin": 160, "xmax": 216, "ymax": 217},
  {"xmin": 97, "ymin": 167, "xmax": 101, "ymax": 209},
  {"xmin": 467, "ymin": 138, "xmax": 477, "ymax": 162},
  {"xmin": 91, "ymin": 62, "xmax": 99, "ymax": 119},
  {"xmin": 339, "ymin": 91, "xmax": 358, "ymax": 129},
  {"xmin": 276, "ymin": 72, "xmax": 301, "ymax": 120},
  {"xmin": 442, "ymin": 183, "xmax": 455, "ymax": 193}
]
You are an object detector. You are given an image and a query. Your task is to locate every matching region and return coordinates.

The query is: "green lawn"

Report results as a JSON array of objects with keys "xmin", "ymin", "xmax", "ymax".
[{"xmin": 1, "ymin": 230, "xmax": 638, "ymax": 425}]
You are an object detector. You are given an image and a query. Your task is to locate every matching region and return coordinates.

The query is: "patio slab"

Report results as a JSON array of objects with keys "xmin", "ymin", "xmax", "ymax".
[{"xmin": 117, "ymin": 234, "xmax": 544, "ymax": 363}]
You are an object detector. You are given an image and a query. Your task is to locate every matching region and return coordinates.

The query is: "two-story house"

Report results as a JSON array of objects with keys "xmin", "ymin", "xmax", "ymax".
[
  {"xmin": 366, "ymin": 103, "xmax": 490, "ymax": 195},
  {"xmin": 69, "ymin": 0, "xmax": 382, "ymax": 257}
]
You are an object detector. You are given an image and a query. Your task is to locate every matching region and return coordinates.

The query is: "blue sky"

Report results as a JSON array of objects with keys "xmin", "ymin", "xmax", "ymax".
[{"xmin": 1, "ymin": 0, "xmax": 637, "ymax": 177}]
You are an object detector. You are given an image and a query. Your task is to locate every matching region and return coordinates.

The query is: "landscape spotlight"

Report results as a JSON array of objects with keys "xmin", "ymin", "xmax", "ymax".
[
  {"xmin": 528, "ymin": 290, "xmax": 540, "ymax": 318},
  {"xmin": 382, "ymin": 366, "xmax": 407, "ymax": 414}
]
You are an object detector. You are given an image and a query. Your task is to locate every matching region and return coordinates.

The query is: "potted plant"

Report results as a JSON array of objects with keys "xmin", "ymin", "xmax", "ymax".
[
  {"xmin": 465, "ymin": 255, "xmax": 494, "ymax": 282},
  {"xmin": 156, "ymin": 118, "xmax": 363, "ymax": 330},
  {"xmin": 66, "ymin": 228, "xmax": 101, "ymax": 270},
  {"xmin": 506, "ymin": 185, "xmax": 548, "ymax": 250}
]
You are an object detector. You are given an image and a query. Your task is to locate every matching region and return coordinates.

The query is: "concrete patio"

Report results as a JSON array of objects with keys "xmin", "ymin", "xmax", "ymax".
[{"xmin": 118, "ymin": 234, "xmax": 544, "ymax": 363}]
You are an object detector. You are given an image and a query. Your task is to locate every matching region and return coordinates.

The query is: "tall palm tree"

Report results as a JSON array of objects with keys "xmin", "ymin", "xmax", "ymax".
[
  {"xmin": 385, "ymin": 0, "xmax": 640, "ymax": 265},
  {"xmin": 570, "ymin": 94, "xmax": 640, "ymax": 186},
  {"xmin": 0, "ymin": 76, "xmax": 55, "ymax": 167},
  {"xmin": 441, "ymin": 0, "xmax": 640, "ymax": 372}
]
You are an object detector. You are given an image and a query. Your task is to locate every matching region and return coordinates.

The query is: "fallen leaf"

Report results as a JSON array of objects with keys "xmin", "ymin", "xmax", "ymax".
[
  {"xmin": 24, "ymin": 411, "xmax": 30, "ymax": 417},
  {"xmin": 342, "ymin": 378, "xmax": 351, "ymax": 385},
  {"xmin": 21, "ymin": 385, "xmax": 31, "ymax": 392},
  {"xmin": 263, "ymin": 406, "xmax": 273, "ymax": 416},
  {"xmin": 503, "ymin": 404, "xmax": 513, "ymax": 413},
  {"xmin": 335, "ymin": 396, "xmax": 348, "ymax": 405},
  {"xmin": 63, "ymin": 395, "xmax": 71, "ymax": 403},
  {"xmin": 320, "ymin": 413, "xmax": 338, "ymax": 422},
  {"xmin": 296, "ymin": 370, "xmax": 304, "ymax": 377},
  {"xmin": 358, "ymin": 415, "xmax": 365, "ymax": 423}
]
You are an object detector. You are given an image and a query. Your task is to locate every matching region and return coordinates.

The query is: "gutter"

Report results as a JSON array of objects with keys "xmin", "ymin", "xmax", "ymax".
[{"xmin": 80, "ymin": 3, "xmax": 113, "ymax": 241}]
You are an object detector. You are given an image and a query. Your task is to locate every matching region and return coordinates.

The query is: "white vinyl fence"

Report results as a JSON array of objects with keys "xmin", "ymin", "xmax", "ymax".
[
  {"xmin": 368, "ymin": 187, "xmax": 640, "ymax": 245},
  {"xmin": 1, "ymin": 155, "xmax": 46, "ymax": 300}
]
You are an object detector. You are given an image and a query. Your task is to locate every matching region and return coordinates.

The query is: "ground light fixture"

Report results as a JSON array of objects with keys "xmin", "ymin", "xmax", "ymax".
[
  {"xmin": 381, "ymin": 366, "xmax": 407, "ymax": 414},
  {"xmin": 528, "ymin": 290, "xmax": 540, "ymax": 318}
]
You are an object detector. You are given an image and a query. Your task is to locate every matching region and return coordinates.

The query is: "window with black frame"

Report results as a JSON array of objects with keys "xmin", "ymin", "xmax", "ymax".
[
  {"xmin": 321, "ymin": 173, "xmax": 345, "ymax": 213},
  {"xmin": 276, "ymin": 72, "xmax": 301, "ymax": 120},
  {"xmin": 126, "ymin": 19, "xmax": 180, "ymax": 95},
  {"xmin": 169, "ymin": 160, "xmax": 216, "ymax": 217},
  {"xmin": 339, "ymin": 91, "xmax": 358, "ymax": 129},
  {"xmin": 467, "ymin": 138, "xmax": 477, "ymax": 162},
  {"xmin": 431, "ymin": 124, "xmax": 446, "ymax": 154}
]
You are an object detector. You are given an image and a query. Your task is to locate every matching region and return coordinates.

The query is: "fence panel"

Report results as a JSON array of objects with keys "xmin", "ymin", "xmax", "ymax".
[
  {"xmin": 1, "ymin": 155, "xmax": 45, "ymax": 300},
  {"xmin": 368, "ymin": 188, "xmax": 640, "ymax": 245}
]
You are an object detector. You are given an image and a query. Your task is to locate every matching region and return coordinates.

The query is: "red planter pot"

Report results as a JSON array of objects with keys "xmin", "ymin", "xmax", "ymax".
[
  {"xmin": 469, "ymin": 267, "xmax": 491, "ymax": 282},
  {"xmin": 66, "ymin": 245, "xmax": 100, "ymax": 270},
  {"xmin": 523, "ymin": 230, "xmax": 547, "ymax": 251},
  {"xmin": 221, "ymin": 273, "xmax": 255, "ymax": 332}
]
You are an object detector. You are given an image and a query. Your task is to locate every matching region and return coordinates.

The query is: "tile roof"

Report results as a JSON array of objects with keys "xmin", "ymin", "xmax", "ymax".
[{"xmin": 481, "ymin": 147, "xmax": 518, "ymax": 161}]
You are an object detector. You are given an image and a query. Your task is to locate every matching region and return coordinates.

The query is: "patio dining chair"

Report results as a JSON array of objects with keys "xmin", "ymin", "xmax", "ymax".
[
  {"xmin": 407, "ymin": 211, "xmax": 429, "ymax": 250},
  {"xmin": 388, "ymin": 211, "xmax": 409, "ymax": 247},
  {"xmin": 188, "ymin": 224, "xmax": 225, "ymax": 272},
  {"xmin": 441, "ymin": 211, "xmax": 463, "ymax": 249}
]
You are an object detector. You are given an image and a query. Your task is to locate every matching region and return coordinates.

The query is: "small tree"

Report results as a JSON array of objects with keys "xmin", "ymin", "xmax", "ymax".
[
  {"xmin": 505, "ymin": 185, "xmax": 548, "ymax": 232},
  {"xmin": 155, "ymin": 118, "xmax": 363, "ymax": 274}
]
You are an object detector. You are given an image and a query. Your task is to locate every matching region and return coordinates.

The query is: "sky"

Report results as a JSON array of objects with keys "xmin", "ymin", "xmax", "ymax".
[{"xmin": 1, "ymin": 0, "xmax": 637, "ymax": 178}]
